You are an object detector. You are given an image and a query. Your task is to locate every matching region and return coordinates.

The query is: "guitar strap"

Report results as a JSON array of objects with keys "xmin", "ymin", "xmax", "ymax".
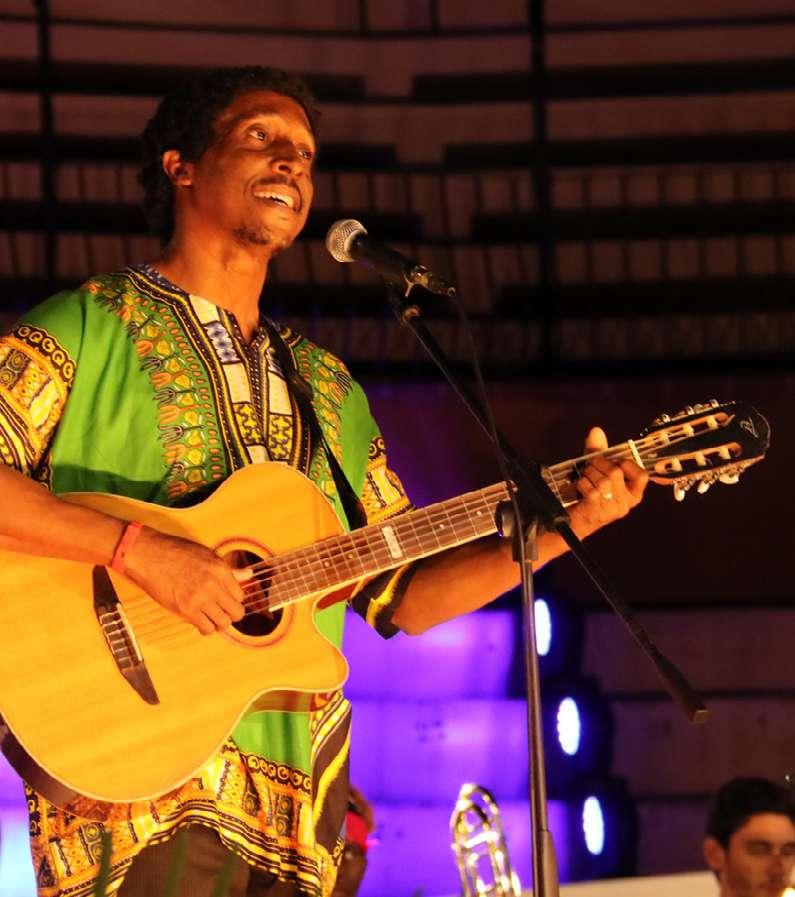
[{"xmin": 264, "ymin": 320, "xmax": 367, "ymax": 531}]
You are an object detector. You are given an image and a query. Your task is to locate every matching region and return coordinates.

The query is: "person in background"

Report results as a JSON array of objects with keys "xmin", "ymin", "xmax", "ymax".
[{"xmin": 703, "ymin": 777, "xmax": 795, "ymax": 897}]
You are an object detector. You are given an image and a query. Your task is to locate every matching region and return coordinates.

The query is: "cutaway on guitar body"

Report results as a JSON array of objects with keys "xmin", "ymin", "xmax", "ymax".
[{"xmin": 0, "ymin": 463, "xmax": 352, "ymax": 811}]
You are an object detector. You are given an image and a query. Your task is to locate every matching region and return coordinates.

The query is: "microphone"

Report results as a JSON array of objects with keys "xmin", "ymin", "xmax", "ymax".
[{"xmin": 325, "ymin": 219, "xmax": 457, "ymax": 296}]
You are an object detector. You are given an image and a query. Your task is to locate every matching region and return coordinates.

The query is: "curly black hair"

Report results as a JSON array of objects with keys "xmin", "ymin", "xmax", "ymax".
[
  {"xmin": 706, "ymin": 777, "xmax": 795, "ymax": 847},
  {"xmin": 139, "ymin": 66, "xmax": 320, "ymax": 243}
]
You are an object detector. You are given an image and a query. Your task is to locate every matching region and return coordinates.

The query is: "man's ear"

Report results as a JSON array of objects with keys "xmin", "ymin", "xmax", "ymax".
[
  {"xmin": 704, "ymin": 836, "xmax": 726, "ymax": 875},
  {"xmin": 161, "ymin": 150, "xmax": 194, "ymax": 187}
]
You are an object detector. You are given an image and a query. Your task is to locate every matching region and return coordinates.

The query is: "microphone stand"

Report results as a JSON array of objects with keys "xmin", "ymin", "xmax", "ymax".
[{"xmin": 379, "ymin": 278, "xmax": 708, "ymax": 897}]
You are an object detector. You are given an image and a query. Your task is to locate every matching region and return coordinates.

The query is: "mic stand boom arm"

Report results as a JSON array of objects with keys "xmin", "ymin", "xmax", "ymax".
[{"xmin": 381, "ymin": 279, "xmax": 708, "ymax": 897}]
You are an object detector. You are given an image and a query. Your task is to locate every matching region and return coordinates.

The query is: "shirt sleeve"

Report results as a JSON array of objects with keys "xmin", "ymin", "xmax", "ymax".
[
  {"xmin": 348, "ymin": 432, "xmax": 422, "ymax": 638},
  {"xmin": 0, "ymin": 320, "xmax": 76, "ymax": 478}
]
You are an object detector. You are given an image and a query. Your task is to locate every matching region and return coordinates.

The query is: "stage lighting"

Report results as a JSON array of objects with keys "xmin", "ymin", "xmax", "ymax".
[
  {"xmin": 534, "ymin": 598, "xmax": 552, "ymax": 657},
  {"xmin": 582, "ymin": 795, "xmax": 605, "ymax": 855},
  {"xmin": 532, "ymin": 592, "xmax": 584, "ymax": 678},
  {"xmin": 541, "ymin": 677, "xmax": 612, "ymax": 797},
  {"xmin": 556, "ymin": 697, "xmax": 581, "ymax": 757},
  {"xmin": 577, "ymin": 779, "xmax": 638, "ymax": 879},
  {"xmin": 550, "ymin": 778, "xmax": 637, "ymax": 882}
]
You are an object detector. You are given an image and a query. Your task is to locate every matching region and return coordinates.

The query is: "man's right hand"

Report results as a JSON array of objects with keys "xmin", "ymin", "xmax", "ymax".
[{"xmin": 123, "ymin": 527, "xmax": 247, "ymax": 636}]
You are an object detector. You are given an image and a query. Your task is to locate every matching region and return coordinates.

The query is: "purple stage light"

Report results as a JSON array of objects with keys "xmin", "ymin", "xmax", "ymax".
[
  {"xmin": 556, "ymin": 697, "xmax": 582, "ymax": 757},
  {"xmin": 582, "ymin": 796, "xmax": 606, "ymax": 856},
  {"xmin": 534, "ymin": 598, "xmax": 552, "ymax": 656}
]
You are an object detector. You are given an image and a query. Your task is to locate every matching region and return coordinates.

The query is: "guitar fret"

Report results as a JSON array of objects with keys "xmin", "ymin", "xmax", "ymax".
[
  {"xmin": 397, "ymin": 508, "xmax": 425, "ymax": 560},
  {"xmin": 438, "ymin": 501, "xmax": 459, "ymax": 546},
  {"xmin": 409, "ymin": 506, "xmax": 442, "ymax": 552},
  {"xmin": 448, "ymin": 502, "xmax": 479, "ymax": 541},
  {"xmin": 316, "ymin": 537, "xmax": 338, "ymax": 590},
  {"xmin": 330, "ymin": 533, "xmax": 356, "ymax": 584}
]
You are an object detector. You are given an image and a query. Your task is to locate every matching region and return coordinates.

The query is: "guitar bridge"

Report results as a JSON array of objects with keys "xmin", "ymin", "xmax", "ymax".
[{"xmin": 92, "ymin": 566, "xmax": 159, "ymax": 706}]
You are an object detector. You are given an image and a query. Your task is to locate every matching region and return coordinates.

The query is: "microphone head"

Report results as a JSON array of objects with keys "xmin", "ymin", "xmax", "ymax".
[{"xmin": 326, "ymin": 219, "xmax": 367, "ymax": 263}]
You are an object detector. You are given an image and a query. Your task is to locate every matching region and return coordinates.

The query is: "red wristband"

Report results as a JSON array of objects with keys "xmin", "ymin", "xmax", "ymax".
[{"xmin": 110, "ymin": 521, "xmax": 143, "ymax": 575}]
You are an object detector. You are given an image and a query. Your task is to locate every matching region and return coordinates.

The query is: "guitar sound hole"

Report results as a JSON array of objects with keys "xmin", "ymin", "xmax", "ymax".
[{"xmin": 222, "ymin": 549, "xmax": 282, "ymax": 637}]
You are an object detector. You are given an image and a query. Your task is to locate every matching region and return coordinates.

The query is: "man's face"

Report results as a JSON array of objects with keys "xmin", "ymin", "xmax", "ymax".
[
  {"xmin": 704, "ymin": 813, "xmax": 795, "ymax": 897},
  {"xmin": 180, "ymin": 88, "xmax": 315, "ymax": 252}
]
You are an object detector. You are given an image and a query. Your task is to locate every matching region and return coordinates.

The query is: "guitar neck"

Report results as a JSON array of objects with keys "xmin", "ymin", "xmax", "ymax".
[{"xmin": 261, "ymin": 442, "xmax": 644, "ymax": 609}]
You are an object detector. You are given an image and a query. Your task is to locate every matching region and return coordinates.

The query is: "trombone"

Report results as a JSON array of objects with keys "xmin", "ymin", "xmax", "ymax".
[{"xmin": 450, "ymin": 783, "xmax": 522, "ymax": 897}]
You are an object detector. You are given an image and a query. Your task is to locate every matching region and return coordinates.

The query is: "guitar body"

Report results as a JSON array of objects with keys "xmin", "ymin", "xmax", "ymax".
[
  {"xmin": 0, "ymin": 463, "xmax": 350, "ymax": 811},
  {"xmin": 0, "ymin": 399, "xmax": 771, "ymax": 814}
]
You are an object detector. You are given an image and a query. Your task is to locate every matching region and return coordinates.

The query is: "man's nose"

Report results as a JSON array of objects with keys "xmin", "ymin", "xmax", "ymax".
[
  {"xmin": 768, "ymin": 851, "xmax": 786, "ymax": 872},
  {"xmin": 270, "ymin": 140, "xmax": 302, "ymax": 173}
]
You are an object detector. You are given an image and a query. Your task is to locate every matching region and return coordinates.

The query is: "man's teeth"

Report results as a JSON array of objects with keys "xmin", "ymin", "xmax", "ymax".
[{"xmin": 255, "ymin": 190, "xmax": 295, "ymax": 209}]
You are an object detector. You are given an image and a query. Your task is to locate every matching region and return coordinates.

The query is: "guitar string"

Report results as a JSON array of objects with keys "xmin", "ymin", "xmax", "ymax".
[
  {"xmin": 130, "ymin": 438, "xmax": 648, "ymax": 633},
  {"xmin": 129, "ymin": 434, "xmax": 697, "ymax": 639},
  {"xmin": 130, "ymin": 440, "xmax": 670, "ymax": 640},
  {"xmin": 140, "ymin": 485, "xmax": 517, "ymax": 645},
  {"xmin": 240, "ymin": 424, "xmax": 730, "ymax": 613},
  {"xmin": 137, "ymin": 433, "xmax": 673, "ymax": 624},
  {"xmin": 132, "ymin": 425, "xmax": 730, "ymax": 640},
  {"xmin": 129, "ymin": 437, "xmax": 627, "ymax": 636},
  {"xmin": 130, "ymin": 484, "xmax": 509, "ymax": 638}
]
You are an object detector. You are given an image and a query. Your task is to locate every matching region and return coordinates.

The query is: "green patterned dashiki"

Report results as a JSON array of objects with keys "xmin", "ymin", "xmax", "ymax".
[{"xmin": 0, "ymin": 265, "xmax": 414, "ymax": 897}]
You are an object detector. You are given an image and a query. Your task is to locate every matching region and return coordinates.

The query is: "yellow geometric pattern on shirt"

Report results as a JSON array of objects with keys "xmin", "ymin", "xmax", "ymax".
[
  {"xmin": 233, "ymin": 401, "xmax": 259, "ymax": 445},
  {"xmin": 268, "ymin": 413, "xmax": 294, "ymax": 461},
  {"xmin": 307, "ymin": 690, "xmax": 352, "ymax": 897},
  {"xmin": 361, "ymin": 434, "xmax": 411, "ymax": 524},
  {"xmin": 0, "ymin": 325, "xmax": 74, "ymax": 475},
  {"xmin": 309, "ymin": 693, "xmax": 351, "ymax": 765},
  {"xmin": 27, "ymin": 740, "xmax": 319, "ymax": 897}
]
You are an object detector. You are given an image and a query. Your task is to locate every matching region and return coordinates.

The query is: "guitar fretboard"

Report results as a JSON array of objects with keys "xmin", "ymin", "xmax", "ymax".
[
  {"xmin": 261, "ymin": 481, "xmax": 514, "ymax": 607},
  {"xmin": 246, "ymin": 405, "xmax": 765, "ymax": 611}
]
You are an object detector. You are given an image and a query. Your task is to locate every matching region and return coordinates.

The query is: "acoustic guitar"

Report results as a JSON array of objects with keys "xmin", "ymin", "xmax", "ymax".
[{"xmin": 0, "ymin": 400, "xmax": 769, "ymax": 815}]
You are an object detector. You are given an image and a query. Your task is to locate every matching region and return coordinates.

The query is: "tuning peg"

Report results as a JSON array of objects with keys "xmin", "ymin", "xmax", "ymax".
[
  {"xmin": 674, "ymin": 484, "xmax": 687, "ymax": 501},
  {"xmin": 697, "ymin": 479, "xmax": 712, "ymax": 494},
  {"xmin": 719, "ymin": 473, "xmax": 740, "ymax": 485}
]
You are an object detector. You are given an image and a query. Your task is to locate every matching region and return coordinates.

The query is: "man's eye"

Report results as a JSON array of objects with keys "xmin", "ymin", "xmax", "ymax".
[
  {"xmin": 299, "ymin": 148, "xmax": 314, "ymax": 161},
  {"xmin": 249, "ymin": 127, "xmax": 268, "ymax": 141}
]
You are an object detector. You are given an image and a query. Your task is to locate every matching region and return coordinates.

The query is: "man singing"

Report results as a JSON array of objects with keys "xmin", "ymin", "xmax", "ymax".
[{"xmin": 0, "ymin": 67, "xmax": 647, "ymax": 896}]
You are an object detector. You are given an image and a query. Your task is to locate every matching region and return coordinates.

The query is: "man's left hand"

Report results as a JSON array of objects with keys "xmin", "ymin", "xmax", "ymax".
[{"xmin": 568, "ymin": 426, "xmax": 649, "ymax": 538}]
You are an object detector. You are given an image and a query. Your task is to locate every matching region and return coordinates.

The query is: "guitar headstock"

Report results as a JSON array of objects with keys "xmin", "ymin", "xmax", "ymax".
[{"xmin": 639, "ymin": 400, "xmax": 770, "ymax": 501}]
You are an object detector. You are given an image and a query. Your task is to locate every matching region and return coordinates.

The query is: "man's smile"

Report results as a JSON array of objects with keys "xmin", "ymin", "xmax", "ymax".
[{"xmin": 251, "ymin": 181, "xmax": 301, "ymax": 212}]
